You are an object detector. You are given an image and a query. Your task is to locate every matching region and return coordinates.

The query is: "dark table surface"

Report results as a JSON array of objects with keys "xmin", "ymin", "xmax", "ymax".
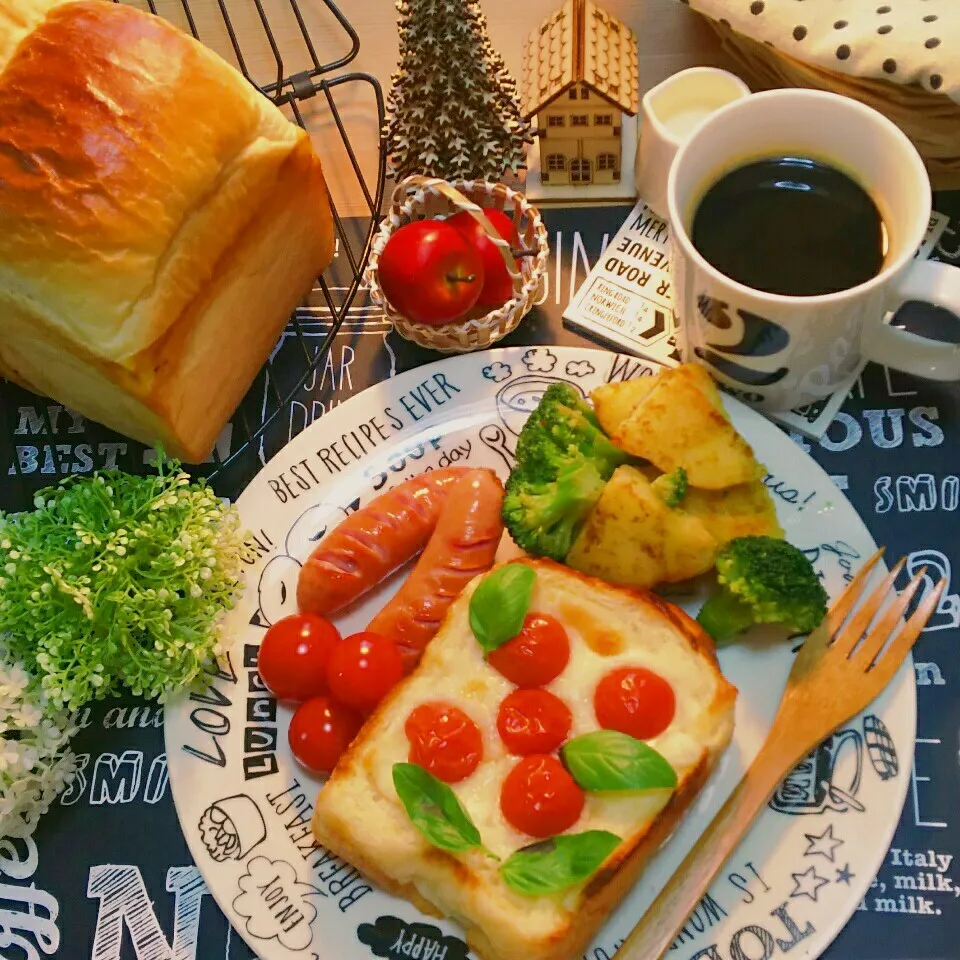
[{"xmin": 2, "ymin": 200, "xmax": 959, "ymax": 960}]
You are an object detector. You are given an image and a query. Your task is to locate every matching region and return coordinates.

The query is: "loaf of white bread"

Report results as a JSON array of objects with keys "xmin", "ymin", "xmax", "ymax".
[{"xmin": 0, "ymin": 0, "xmax": 335, "ymax": 461}]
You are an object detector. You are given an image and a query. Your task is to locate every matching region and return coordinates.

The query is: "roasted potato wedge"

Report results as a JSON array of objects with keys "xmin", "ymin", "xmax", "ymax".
[
  {"xmin": 611, "ymin": 364, "xmax": 763, "ymax": 490},
  {"xmin": 591, "ymin": 377, "xmax": 657, "ymax": 437},
  {"xmin": 567, "ymin": 465, "xmax": 717, "ymax": 589},
  {"xmin": 681, "ymin": 480, "xmax": 784, "ymax": 545}
]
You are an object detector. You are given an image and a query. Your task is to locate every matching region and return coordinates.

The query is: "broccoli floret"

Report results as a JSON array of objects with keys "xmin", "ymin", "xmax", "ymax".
[
  {"xmin": 697, "ymin": 535, "xmax": 828, "ymax": 646},
  {"xmin": 652, "ymin": 467, "xmax": 688, "ymax": 508},
  {"xmin": 516, "ymin": 383, "xmax": 628, "ymax": 479},
  {"xmin": 502, "ymin": 384, "xmax": 629, "ymax": 561},
  {"xmin": 503, "ymin": 460, "xmax": 606, "ymax": 561}
]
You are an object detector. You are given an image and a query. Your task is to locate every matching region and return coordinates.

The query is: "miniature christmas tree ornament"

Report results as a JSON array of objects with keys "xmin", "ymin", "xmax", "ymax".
[{"xmin": 384, "ymin": 0, "xmax": 533, "ymax": 182}]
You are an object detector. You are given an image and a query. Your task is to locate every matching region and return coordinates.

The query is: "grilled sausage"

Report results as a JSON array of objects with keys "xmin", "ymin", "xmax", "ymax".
[
  {"xmin": 367, "ymin": 469, "xmax": 505, "ymax": 669},
  {"xmin": 296, "ymin": 467, "xmax": 471, "ymax": 616}
]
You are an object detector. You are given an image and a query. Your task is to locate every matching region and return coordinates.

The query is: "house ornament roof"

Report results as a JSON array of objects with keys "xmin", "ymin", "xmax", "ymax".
[{"xmin": 520, "ymin": 0, "xmax": 639, "ymax": 119}]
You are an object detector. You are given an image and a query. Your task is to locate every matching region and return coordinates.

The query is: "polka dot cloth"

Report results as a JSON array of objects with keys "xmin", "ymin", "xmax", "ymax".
[{"xmin": 683, "ymin": 0, "xmax": 957, "ymax": 101}]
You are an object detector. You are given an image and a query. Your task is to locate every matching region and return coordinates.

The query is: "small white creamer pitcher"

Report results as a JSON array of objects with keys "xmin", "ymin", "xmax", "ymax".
[{"xmin": 635, "ymin": 67, "xmax": 751, "ymax": 219}]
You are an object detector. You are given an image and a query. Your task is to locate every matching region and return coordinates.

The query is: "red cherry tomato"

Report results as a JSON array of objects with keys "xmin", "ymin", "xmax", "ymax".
[
  {"xmin": 376, "ymin": 220, "xmax": 483, "ymax": 326},
  {"xmin": 447, "ymin": 209, "xmax": 520, "ymax": 309},
  {"xmin": 288, "ymin": 695, "xmax": 363, "ymax": 774},
  {"xmin": 258, "ymin": 613, "xmax": 341, "ymax": 703},
  {"xmin": 497, "ymin": 689, "xmax": 572, "ymax": 756},
  {"xmin": 405, "ymin": 703, "xmax": 483, "ymax": 783},
  {"xmin": 500, "ymin": 754, "xmax": 584, "ymax": 838},
  {"xmin": 594, "ymin": 667, "xmax": 676, "ymax": 741},
  {"xmin": 325, "ymin": 632, "xmax": 404, "ymax": 714},
  {"xmin": 487, "ymin": 613, "xmax": 570, "ymax": 688}
]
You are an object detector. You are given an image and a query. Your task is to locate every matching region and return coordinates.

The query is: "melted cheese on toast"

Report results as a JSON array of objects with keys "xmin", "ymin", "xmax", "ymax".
[{"xmin": 314, "ymin": 559, "xmax": 737, "ymax": 960}]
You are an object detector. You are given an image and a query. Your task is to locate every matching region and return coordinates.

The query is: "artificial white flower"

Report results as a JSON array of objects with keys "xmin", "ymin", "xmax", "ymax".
[{"xmin": 0, "ymin": 646, "xmax": 76, "ymax": 839}]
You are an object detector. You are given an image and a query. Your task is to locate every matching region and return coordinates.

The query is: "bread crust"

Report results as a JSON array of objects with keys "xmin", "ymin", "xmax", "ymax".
[
  {"xmin": 313, "ymin": 559, "xmax": 737, "ymax": 960},
  {"xmin": 0, "ymin": 0, "xmax": 334, "ymax": 461}
]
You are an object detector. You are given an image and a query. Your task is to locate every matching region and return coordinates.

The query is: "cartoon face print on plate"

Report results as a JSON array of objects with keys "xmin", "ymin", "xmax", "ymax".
[
  {"xmin": 496, "ymin": 374, "xmax": 586, "ymax": 437},
  {"xmin": 253, "ymin": 501, "xmax": 350, "ymax": 627},
  {"xmin": 484, "ymin": 349, "xmax": 588, "ymax": 468}
]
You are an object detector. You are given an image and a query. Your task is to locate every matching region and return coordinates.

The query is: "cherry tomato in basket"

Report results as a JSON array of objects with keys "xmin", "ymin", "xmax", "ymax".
[
  {"xmin": 447, "ymin": 209, "xmax": 520, "ymax": 310},
  {"xmin": 497, "ymin": 689, "xmax": 572, "ymax": 756},
  {"xmin": 500, "ymin": 754, "xmax": 584, "ymax": 838},
  {"xmin": 288, "ymin": 695, "xmax": 363, "ymax": 775},
  {"xmin": 326, "ymin": 632, "xmax": 404, "ymax": 714},
  {"xmin": 594, "ymin": 667, "xmax": 676, "ymax": 741},
  {"xmin": 405, "ymin": 703, "xmax": 483, "ymax": 783},
  {"xmin": 487, "ymin": 613, "xmax": 570, "ymax": 688},
  {"xmin": 258, "ymin": 613, "xmax": 341, "ymax": 703},
  {"xmin": 376, "ymin": 220, "xmax": 483, "ymax": 326}
]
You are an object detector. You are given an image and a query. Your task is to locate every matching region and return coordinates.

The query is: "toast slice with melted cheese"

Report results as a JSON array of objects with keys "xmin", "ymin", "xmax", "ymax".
[{"xmin": 312, "ymin": 559, "xmax": 737, "ymax": 960}]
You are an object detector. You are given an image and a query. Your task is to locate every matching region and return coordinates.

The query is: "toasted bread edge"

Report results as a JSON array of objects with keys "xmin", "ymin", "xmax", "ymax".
[{"xmin": 312, "ymin": 558, "xmax": 737, "ymax": 960}]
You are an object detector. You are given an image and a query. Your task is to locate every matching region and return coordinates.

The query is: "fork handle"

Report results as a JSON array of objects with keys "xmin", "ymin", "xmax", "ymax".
[{"xmin": 616, "ymin": 746, "xmax": 788, "ymax": 960}]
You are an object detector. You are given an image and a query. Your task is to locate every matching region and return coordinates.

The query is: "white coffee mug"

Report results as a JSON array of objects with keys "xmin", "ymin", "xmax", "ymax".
[{"xmin": 666, "ymin": 88, "xmax": 960, "ymax": 412}]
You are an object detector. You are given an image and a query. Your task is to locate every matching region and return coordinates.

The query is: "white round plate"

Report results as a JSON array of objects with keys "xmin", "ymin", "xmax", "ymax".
[{"xmin": 166, "ymin": 346, "xmax": 913, "ymax": 960}]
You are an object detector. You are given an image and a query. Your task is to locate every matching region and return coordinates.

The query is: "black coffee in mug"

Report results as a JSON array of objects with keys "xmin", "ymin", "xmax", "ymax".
[{"xmin": 691, "ymin": 156, "xmax": 886, "ymax": 297}]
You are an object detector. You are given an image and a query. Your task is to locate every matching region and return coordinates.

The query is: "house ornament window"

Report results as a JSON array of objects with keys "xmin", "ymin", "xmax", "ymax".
[{"xmin": 570, "ymin": 157, "xmax": 592, "ymax": 182}]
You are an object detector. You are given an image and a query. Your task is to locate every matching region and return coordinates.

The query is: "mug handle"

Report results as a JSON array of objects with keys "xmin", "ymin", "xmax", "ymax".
[{"xmin": 861, "ymin": 260, "xmax": 960, "ymax": 380}]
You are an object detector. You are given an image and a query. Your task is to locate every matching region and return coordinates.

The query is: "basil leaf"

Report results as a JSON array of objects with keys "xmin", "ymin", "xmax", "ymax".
[
  {"xmin": 469, "ymin": 563, "xmax": 536, "ymax": 653},
  {"xmin": 392, "ymin": 763, "xmax": 482, "ymax": 854},
  {"xmin": 562, "ymin": 730, "xmax": 678, "ymax": 792},
  {"xmin": 501, "ymin": 831, "xmax": 622, "ymax": 895}
]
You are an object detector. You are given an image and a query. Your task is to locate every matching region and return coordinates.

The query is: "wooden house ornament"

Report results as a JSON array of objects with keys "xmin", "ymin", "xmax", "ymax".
[{"xmin": 521, "ymin": 0, "xmax": 639, "ymax": 190}]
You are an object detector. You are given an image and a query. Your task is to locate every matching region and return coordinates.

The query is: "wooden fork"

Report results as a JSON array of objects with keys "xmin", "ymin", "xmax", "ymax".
[{"xmin": 616, "ymin": 550, "xmax": 947, "ymax": 960}]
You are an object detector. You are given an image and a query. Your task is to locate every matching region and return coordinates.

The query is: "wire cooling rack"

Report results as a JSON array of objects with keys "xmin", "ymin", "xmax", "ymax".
[
  {"xmin": 137, "ymin": 0, "xmax": 387, "ymax": 492},
  {"xmin": 0, "ymin": 0, "xmax": 385, "ymax": 509}
]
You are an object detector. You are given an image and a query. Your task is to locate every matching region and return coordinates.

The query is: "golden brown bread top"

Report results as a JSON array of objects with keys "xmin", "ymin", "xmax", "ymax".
[
  {"xmin": 0, "ymin": 0, "xmax": 307, "ymax": 366},
  {"xmin": 0, "ymin": 0, "xmax": 64, "ymax": 67}
]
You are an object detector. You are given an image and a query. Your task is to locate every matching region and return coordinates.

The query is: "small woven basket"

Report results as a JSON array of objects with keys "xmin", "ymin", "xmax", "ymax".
[
  {"xmin": 366, "ymin": 176, "xmax": 549, "ymax": 353},
  {"xmin": 705, "ymin": 19, "xmax": 960, "ymax": 191}
]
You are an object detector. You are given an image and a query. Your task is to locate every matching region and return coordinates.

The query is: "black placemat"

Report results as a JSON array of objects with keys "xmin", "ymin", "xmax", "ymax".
[{"xmin": 2, "ymin": 202, "xmax": 958, "ymax": 960}]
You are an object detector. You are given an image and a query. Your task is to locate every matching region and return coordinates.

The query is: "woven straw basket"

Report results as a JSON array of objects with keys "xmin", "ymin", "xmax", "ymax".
[
  {"xmin": 366, "ymin": 176, "xmax": 549, "ymax": 353},
  {"xmin": 705, "ymin": 19, "xmax": 960, "ymax": 191}
]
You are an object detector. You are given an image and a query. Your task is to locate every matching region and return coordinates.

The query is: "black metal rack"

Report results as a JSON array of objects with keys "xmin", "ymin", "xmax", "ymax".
[
  {"xmin": 126, "ymin": 0, "xmax": 387, "ymax": 490},
  {"xmin": 0, "ymin": 0, "xmax": 386, "ymax": 509}
]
